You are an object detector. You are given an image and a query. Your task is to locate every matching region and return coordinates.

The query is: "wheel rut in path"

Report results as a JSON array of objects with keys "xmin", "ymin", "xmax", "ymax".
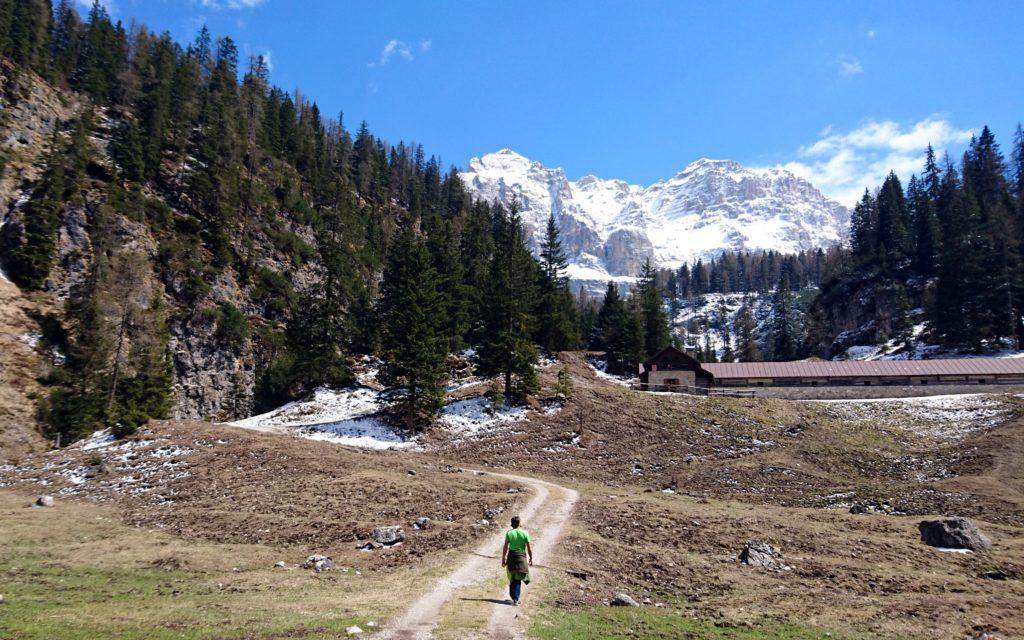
[{"xmin": 375, "ymin": 472, "xmax": 578, "ymax": 640}]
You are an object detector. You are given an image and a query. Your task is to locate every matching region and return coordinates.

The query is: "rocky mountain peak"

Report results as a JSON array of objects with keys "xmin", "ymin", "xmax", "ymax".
[{"xmin": 460, "ymin": 151, "xmax": 849, "ymax": 288}]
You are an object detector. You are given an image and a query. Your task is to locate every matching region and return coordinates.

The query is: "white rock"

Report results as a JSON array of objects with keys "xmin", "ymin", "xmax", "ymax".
[{"xmin": 345, "ymin": 626, "xmax": 363, "ymax": 635}]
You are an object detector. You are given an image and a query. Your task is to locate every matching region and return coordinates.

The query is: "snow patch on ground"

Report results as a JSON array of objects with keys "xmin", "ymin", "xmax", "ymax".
[
  {"xmin": 813, "ymin": 394, "xmax": 1011, "ymax": 440},
  {"xmin": 439, "ymin": 397, "xmax": 528, "ymax": 436},
  {"xmin": 587, "ymin": 356, "xmax": 633, "ymax": 387},
  {"xmin": 229, "ymin": 386, "xmax": 415, "ymax": 450}
]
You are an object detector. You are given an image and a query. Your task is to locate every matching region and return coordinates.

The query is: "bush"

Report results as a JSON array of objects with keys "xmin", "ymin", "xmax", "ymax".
[{"xmin": 214, "ymin": 302, "xmax": 249, "ymax": 350}]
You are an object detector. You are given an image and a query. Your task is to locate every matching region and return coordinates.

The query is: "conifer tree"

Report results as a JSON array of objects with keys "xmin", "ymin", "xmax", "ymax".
[
  {"xmin": 475, "ymin": 201, "xmax": 539, "ymax": 403},
  {"xmin": 635, "ymin": 257, "xmax": 670, "ymax": 358},
  {"xmin": 8, "ymin": 133, "xmax": 65, "ymax": 289},
  {"xmin": 876, "ymin": 172, "xmax": 910, "ymax": 270},
  {"xmin": 535, "ymin": 213, "xmax": 580, "ymax": 353},
  {"xmin": 769, "ymin": 276, "xmax": 800, "ymax": 360},
  {"xmin": 907, "ymin": 174, "xmax": 939, "ymax": 278},
  {"xmin": 378, "ymin": 228, "xmax": 448, "ymax": 427},
  {"xmin": 717, "ymin": 298, "xmax": 734, "ymax": 362},
  {"xmin": 735, "ymin": 298, "xmax": 762, "ymax": 361},
  {"xmin": 850, "ymin": 190, "xmax": 878, "ymax": 260}
]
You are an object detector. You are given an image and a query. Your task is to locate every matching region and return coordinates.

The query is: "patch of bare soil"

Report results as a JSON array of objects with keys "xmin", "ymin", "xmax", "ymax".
[
  {"xmin": 0, "ymin": 420, "xmax": 522, "ymax": 569},
  {"xmin": 439, "ymin": 352, "xmax": 1024, "ymax": 525},
  {"xmin": 558, "ymin": 489, "xmax": 1024, "ymax": 639}
]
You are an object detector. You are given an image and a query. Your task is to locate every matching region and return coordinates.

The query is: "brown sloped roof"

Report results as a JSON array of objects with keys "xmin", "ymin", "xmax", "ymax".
[{"xmin": 701, "ymin": 358, "xmax": 1024, "ymax": 379}]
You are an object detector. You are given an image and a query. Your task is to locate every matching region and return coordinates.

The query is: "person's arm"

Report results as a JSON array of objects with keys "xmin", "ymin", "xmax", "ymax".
[
  {"xmin": 501, "ymin": 539, "xmax": 508, "ymax": 567},
  {"xmin": 526, "ymin": 541, "xmax": 533, "ymax": 566}
]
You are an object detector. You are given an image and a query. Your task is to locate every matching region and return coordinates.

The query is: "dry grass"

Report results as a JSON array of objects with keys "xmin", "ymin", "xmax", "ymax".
[{"xmin": 0, "ymin": 488, "xmax": 471, "ymax": 639}]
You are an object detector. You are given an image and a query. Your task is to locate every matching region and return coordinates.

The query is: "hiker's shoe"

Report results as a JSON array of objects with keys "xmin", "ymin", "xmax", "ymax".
[{"xmin": 513, "ymin": 600, "xmax": 520, "ymax": 606}]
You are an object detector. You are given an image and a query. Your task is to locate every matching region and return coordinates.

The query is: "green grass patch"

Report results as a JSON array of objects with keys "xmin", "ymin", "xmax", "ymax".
[{"xmin": 530, "ymin": 606, "xmax": 859, "ymax": 640}]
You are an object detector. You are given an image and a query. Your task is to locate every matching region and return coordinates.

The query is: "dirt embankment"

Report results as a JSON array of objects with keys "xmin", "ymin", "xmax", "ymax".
[{"xmin": 0, "ymin": 420, "xmax": 525, "ymax": 569}]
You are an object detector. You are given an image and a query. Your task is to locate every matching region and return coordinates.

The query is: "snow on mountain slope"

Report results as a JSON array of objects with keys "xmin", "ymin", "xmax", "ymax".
[{"xmin": 460, "ymin": 150, "xmax": 849, "ymax": 287}]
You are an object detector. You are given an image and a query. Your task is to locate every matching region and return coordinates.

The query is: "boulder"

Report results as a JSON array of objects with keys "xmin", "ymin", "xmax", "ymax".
[
  {"xmin": 918, "ymin": 517, "xmax": 992, "ymax": 552},
  {"xmin": 610, "ymin": 593, "xmax": 640, "ymax": 607},
  {"xmin": 414, "ymin": 517, "xmax": 430, "ymax": 530},
  {"xmin": 34, "ymin": 495, "xmax": 54, "ymax": 507},
  {"xmin": 739, "ymin": 540, "xmax": 786, "ymax": 570},
  {"xmin": 301, "ymin": 555, "xmax": 336, "ymax": 572},
  {"xmin": 370, "ymin": 526, "xmax": 405, "ymax": 546}
]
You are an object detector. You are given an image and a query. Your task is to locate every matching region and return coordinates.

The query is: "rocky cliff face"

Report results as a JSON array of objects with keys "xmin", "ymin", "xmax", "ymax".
[
  {"xmin": 460, "ymin": 150, "xmax": 850, "ymax": 286},
  {"xmin": 0, "ymin": 65, "xmax": 297, "ymax": 425}
]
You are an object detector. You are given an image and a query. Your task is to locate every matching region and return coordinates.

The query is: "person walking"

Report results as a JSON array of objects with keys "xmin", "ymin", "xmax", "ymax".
[{"xmin": 500, "ymin": 515, "xmax": 533, "ymax": 606}]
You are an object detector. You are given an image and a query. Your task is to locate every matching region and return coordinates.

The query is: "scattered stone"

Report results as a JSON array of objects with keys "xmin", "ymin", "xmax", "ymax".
[
  {"xmin": 850, "ymin": 500, "xmax": 898, "ymax": 515},
  {"xmin": 919, "ymin": 517, "xmax": 992, "ymax": 552},
  {"xmin": 479, "ymin": 519, "xmax": 489, "ymax": 526},
  {"xmin": 34, "ymin": 496, "xmax": 54, "ymax": 507},
  {"xmin": 413, "ymin": 517, "xmax": 430, "ymax": 530},
  {"xmin": 358, "ymin": 542, "xmax": 383, "ymax": 551},
  {"xmin": 610, "ymin": 593, "xmax": 640, "ymax": 607},
  {"xmin": 407, "ymin": 469, "xmax": 416, "ymax": 476},
  {"xmin": 982, "ymin": 571, "xmax": 1007, "ymax": 581},
  {"xmin": 345, "ymin": 625, "xmax": 363, "ymax": 635},
  {"xmin": 739, "ymin": 540, "xmax": 786, "ymax": 570},
  {"xmin": 484, "ymin": 508, "xmax": 499, "ymax": 520},
  {"xmin": 642, "ymin": 597, "xmax": 652, "ymax": 605},
  {"xmin": 370, "ymin": 526, "xmax": 405, "ymax": 546},
  {"xmin": 274, "ymin": 561, "xmax": 286, "ymax": 568},
  {"xmin": 0, "ymin": 594, "xmax": 4, "ymax": 604},
  {"xmin": 366, "ymin": 621, "xmax": 377, "ymax": 628},
  {"xmin": 965, "ymin": 632, "xmax": 1003, "ymax": 640},
  {"xmin": 301, "ymin": 555, "xmax": 337, "ymax": 572}
]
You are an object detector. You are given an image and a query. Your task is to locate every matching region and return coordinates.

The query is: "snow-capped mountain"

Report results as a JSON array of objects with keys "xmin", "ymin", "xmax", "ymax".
[{"xmin": 460, "ymin": 149, "xmax": 849, "ymax": 287}]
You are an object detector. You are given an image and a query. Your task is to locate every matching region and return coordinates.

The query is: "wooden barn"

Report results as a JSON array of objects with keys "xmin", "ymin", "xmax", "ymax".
[
  {"xmin": 639, "ymin": 346, "xmax": 714, "ymax": 390},
  {"xmin": 638, "ymin": 346, "xmax": 1024, "ymax": 392},
  {"xmin": 702, "ymin": 358, "xmax": 1024, "ymax": 388}
]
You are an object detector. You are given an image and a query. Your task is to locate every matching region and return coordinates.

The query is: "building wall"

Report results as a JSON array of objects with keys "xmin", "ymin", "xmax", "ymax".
[
  {"xmin": 749, "ymin": 384, "xmax": 1024, "ymax": 400},
  {"xmin": 647, "ymin": 370, "xmax": 696, "ymax": 388}
]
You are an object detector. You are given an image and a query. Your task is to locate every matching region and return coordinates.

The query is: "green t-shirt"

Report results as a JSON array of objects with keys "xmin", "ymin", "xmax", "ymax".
[{"xmin": 505, "ymin": 528, "xmax": 531, "ymax": 552}]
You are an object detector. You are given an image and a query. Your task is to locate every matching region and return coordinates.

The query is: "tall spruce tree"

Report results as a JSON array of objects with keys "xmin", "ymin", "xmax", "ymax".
[
  {"xmin": 769, "ymin": 276, "xmax": 800, "ymax": 360},
  {"xmin": 735, "ymin": 297, "xmax": 762, "ymax": 361},
  {"xmin": 535, "ymin": 213, "xmax": 580, "ymax": 353},
  {"xmin": 377, "ymin": 228, "xmax": 448, "ymax": 427},
  {"xmin": 635, "ymin": 257, "xmax": 670, "ymax": 358},
  {"xmin": 474, "ymin": 201, "xmax": 539, "ymax": 403}
]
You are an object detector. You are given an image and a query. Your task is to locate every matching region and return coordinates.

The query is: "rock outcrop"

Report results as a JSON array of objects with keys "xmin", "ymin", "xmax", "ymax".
[{"xmin": 918, "ymin": 517, "xmax": 992, "ymax": 551}]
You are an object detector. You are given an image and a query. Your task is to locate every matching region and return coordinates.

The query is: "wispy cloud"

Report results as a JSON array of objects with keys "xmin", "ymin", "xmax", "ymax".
[
  {"xmin": 200, "ymin": 0, "xmax": 266, "ymax": 10},
  {"xmin": 369, "ymin": 38, "xmax": 432, "ymax": 67},
  {"xmin": 866, "ymin": 28, "xmax": 877, "ymax": 39},
  {"xmin": 776, "ymin": 118, "xmax": 974, "ymax": 205},
  {"xmin": 838, "ymin": 54, "xmax": 863, "ymax": 76}
]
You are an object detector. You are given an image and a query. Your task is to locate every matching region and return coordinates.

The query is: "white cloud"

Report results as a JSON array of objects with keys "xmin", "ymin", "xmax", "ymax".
[
  {"xmin": 200, "ymin": 0, "xmax": 265, "ymax": 9},
  {"xmin": 838, "ymin": 54, "xmax": 863, "ymax": 76},
  {"xmin": 369, "ymin": 38, "xmax": 431, "ymax": 67},
  {"xmin": 866, "ymin": 29, "xmax": 877, "ymax": 39},
  {"xmin": 776, "ymin": 117, "xmax": 974, "ymax": 205}
]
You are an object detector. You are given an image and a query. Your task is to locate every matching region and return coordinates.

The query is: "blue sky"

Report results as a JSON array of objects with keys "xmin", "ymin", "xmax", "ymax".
[{"xmin": 95, "ymin": 0, "xmax": 1021, "ymax": 204}]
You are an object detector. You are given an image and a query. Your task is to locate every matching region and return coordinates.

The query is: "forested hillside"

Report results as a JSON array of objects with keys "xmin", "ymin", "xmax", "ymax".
[
  {"xmin": 2, "ymin": 1, "xmax": 1023, "ymax": 448},
  {"xmin": 0, "ymin": 0, "xmax": 587, "ymax": 442}
]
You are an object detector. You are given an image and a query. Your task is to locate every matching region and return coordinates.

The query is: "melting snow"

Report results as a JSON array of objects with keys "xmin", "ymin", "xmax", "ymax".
[
  {"xmin": 439, "ymin": 397, "xmax": 527, "ymax": 435},
  {"xmin": 229, "ymin": 386, "xmax": 415, "ymax": 450},
  {"xmin": 587, "ymin": 356, "xmax": 633, "ymax": 387},
  {"xmin": 813, "ymin": 394, "xmax": 1011, "ymax": 440}
]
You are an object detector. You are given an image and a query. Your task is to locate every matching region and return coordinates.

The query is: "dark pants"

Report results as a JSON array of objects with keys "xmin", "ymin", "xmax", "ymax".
[{"xmin": 509, "ymin": 579, "xmax": 522, "ymax": 602}]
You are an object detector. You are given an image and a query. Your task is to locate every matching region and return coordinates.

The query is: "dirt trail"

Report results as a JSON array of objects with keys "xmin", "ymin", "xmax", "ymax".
[{"xmin": 376, "ymin": 472, "xmax": 578, "ymax": 640}]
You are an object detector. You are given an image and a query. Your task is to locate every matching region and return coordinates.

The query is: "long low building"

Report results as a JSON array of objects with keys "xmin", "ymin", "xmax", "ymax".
[{"xmin": 639, "ymin": 346, "xmax": 1024, "ymax": 389}]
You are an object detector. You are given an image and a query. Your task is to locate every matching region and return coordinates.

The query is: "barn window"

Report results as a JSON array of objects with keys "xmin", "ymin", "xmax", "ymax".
[
  {"xmin": 978, "ymin": 379, "xmax": 987, "ymax": 384},
  {"xmin": 863, "ymin": 380, "xmax": 872, "ymax": 386},
  {"xmin": 920, "ymin": 380, "xmax": 928, "ymax": 385}
]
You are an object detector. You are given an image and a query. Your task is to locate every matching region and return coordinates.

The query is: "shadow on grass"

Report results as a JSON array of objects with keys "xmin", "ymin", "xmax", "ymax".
[{"xmin": 459, "ymin": 597, "xmax": 514, "ymax": 606}]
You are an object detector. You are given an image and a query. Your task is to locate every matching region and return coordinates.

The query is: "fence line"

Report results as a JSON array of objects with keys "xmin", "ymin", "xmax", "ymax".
[{"xmin": 630, "ymin": 383, "xmax": 756, "ymax": 398}]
